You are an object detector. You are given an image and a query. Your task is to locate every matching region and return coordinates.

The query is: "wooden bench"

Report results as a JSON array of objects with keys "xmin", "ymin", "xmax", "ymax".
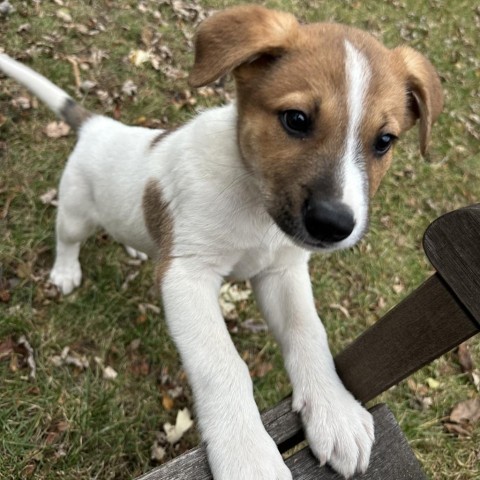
[{"xmin": 137, "ymin": 204, "xmax": 480, "ymax": 480}]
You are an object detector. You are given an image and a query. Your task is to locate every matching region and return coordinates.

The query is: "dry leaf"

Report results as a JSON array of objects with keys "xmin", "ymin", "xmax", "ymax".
[
  {"xmin": 44, "ymin": 121, "xmax": 71, "ymax": 138},
  {"xmin": 241, "ymin": 318, "xmax": 268, "ymax": 333},
  {"xmin": 164, "ymin": 408, "xmax": 194, "ymax": 444},
  {"xmin": 162, "ymin": 394, "xmax": 174, "ymax": 411},
  {"xmin": 0, "ymin": 0, "xmax": 14, "ymax": 16},
  {"xmin": 39, "ymin": 188, "xmax": 58, "ymax": 206},
  {"xmin": 128, "ymin": 49, "xmax": 151, "ymax": 67},
  {"xmin": 121, "ymin": 80, "xmax": 138, "ymax": 96},
  {"xmin": 102, "ymin": 365, "xmax": 118, "ymax": 380},
  {"xmin": 458, "ymin": 342, "xmax": 474, "ymax": 373},
  {"xmin": 219, "ymin": 282, "xmax": 251, "ymax": 320},
  {"xmin": 80, "ymin": 80, "xmax": 97, "ymax": 93},
  {"xmin": 0, "ymin": 336, "xmax": 15, "ymax": 361},
  {"xmin": 426, "ymin": 377, "xmax": 441, "ymax": 390},
  {"xmin": 12, "ymin": 96, "xmax": 31, "ymax": 110},
  {"xmin": 17, "ymin": 336, "xmax": 36, "ymax": 380},
  {"xmin": 151, "ymin": 442, "xmax": 166, "ymax": 462},
  {"xmin": 56, "ymin": 9, "xmax": 72, "ymax": 23},
  {"xmin": 450, "ymin": 398, "xmax": 480, "ymax": 425},
  {"xmin": 51, "ymin": 346, "xmax": 89, "ymax": 370}
]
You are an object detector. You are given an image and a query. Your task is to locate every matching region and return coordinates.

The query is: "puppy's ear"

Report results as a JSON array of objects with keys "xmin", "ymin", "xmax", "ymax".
[
  {"xmin": 189, "ymin": 5, "xmax": 298, "ymax": 87},
  {"xmin": 394, "ymin": 46, "xmax": 444, "ymax": 157}
]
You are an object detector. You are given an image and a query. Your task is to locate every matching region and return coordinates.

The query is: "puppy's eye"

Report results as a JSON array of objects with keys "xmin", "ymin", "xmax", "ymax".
[
  {"xmin": 373, "ymin": 133, "xmax": 397, "ymax": 156},
  {"xmin": 280, "ymin": 110, "xmax": 311, "ymax": 138}
]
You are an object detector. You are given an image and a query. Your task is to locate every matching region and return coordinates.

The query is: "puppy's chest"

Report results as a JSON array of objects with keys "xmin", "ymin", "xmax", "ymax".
[{"xmin": 228, "ymin": 248, "xmax": 278, "ymax": 280}]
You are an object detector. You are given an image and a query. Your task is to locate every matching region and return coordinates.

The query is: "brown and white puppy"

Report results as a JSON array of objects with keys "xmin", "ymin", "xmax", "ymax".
[{"xmin": 0, "ymin": 5, "xmax": 443, "ymax": 479}]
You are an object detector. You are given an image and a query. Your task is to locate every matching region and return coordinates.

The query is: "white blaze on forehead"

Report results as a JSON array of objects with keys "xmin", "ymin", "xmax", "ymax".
[{"xmin": 339, "ymin": 40, "xmax": 372, "ymax": 247}]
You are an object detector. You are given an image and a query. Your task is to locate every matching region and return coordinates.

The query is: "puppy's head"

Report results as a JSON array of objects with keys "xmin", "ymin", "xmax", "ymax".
[{"xmin": 190, "ymin": 6, "xmax": 443, "ymax": 251}]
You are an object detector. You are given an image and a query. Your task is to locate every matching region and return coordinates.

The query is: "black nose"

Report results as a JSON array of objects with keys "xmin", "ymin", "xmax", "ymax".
[{"xmin": 303, "ymin": 199, "xmax": 355, "ymax": 243}]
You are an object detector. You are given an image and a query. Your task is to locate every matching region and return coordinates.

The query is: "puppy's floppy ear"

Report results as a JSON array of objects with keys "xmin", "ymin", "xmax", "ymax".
[
  {"xmin": 394, "ymin": 46, "xmax": 444, "ymax": 157},
  {"xmin": 189, "ymin": 5, "xmax": 298, "ymax": 87}
]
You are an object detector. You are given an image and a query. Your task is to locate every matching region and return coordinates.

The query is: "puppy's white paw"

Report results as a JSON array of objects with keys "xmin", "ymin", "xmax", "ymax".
[
  {"xmin": 206, "ymin": 427, "xmax": 292, "ymax": 480},
  {"xmin": 124, "ymin": 245, "xmax": 148, "ymax": 261},
  {"xmin": 294, "ymin": 387, "xmax": 374, "ymax": 478},
  {"xmin": 49, "ymin": 261, "xmax": 82, "ymax": 295}
]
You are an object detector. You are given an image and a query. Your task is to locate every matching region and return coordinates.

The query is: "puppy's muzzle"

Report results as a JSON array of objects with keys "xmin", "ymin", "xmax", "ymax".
[{"xmin": 303, "ymin": 198, "xmax": 355, "ymax": 244}]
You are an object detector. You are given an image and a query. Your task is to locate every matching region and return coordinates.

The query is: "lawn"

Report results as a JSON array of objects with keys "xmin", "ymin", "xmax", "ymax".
[{"xmin": 0, "ymin": 0, "xmax": 479, "ymax": 479}]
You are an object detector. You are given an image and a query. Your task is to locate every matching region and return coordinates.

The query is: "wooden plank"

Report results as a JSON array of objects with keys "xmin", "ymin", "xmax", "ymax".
[
  {"xmin": 335, "ymin": 273, "xmax": 480, "ymax": 405},
  {"xmin": 423, "ymin": 203, "xmax": 480, "ymax": 323},
  {"xmin": 286, "ymin": 404, "xmax": 426, "ymax": 480},
  {"xmin": 135, "ymin": 404, "xmax": 426, "ymax": 480}
]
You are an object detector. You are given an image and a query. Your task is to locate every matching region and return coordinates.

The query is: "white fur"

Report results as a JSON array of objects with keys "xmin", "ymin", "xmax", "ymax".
[
  {"xmin": 1, "ymin": 51, "xmax": 375, "ymax": 479},
  {"xmin": 339, "ymin": 41, "xmax": 371, "ymax": 247},
  {"xmin": 0, "ymin": 53, "xmax": 70, "ymax": 115}
]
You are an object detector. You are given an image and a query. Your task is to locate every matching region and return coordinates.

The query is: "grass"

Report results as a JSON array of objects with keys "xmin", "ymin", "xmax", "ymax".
[{"xmin": 0, "ymin": 0, "xmax": 479, "ymax": 479}]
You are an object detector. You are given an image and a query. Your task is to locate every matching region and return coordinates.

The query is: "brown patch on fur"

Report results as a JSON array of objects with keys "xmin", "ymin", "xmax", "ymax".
[
  {"xmin": 392, "ymin": 46, "xmax": 444, "ymax": 156},
  {"xmin": 143, "ymin": 179, "xmax": 174, "ymax": 286},
  {"xmin": 189, "ymin": 6, "xmax": 443, "ymax": 235},
  {"xmin": 189, "ymin": 5, "xmax": 299, "ymax": 87},
  {"xmin": 60, "ymin": 98, "xmax": 92, "ymax": 131},
  {"xmin": 149, "ymin": 128, "xmax": 176, "ymax": 150}
]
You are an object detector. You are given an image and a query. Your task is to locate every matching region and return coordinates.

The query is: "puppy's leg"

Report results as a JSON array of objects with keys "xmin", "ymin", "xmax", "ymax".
[
  {"xmin": 251, "ymin": 251, "xmax": 374, "ymax": 479},
  {"xmin": 50, "ymin": 206, "xmax": 93, "ymax": 295},
  {"xmin": 50, "ymin": 173, "xmax": 96, "ymax": 295},
  {"xmin": 162, "ymin": 258, "xmax": 292, "ymax": 480}
]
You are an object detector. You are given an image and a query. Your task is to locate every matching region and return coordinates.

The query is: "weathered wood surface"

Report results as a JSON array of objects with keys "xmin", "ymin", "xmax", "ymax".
[
  {"xmin": 136, "ymin": 404, "xmax": 426, "ymax": 480},
  {"xmin": 137, "ymin": 204, "xmax": 480, "ymax": 480},
  {"xmin": 423, "ymin": 203, "xmax": 480, "ymax": 322}
]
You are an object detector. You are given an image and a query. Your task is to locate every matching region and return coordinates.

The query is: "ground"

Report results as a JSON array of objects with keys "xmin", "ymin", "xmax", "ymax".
[{"xmin": 0, "ymin": 1, "xmax": 479, "ymax": 479}]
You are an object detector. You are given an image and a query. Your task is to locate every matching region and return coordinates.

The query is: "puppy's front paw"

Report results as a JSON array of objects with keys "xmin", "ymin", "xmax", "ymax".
[
  {"xmin": 49, "ymin": 261, "xmax": 82, "ymax": 295},
  {"xmin": 206, "ymin": 427, "xmax": 292, "ymax": 480},
  {"xmin": 294, "ymin": 388, "xmax": 374, "ymax": 478}
]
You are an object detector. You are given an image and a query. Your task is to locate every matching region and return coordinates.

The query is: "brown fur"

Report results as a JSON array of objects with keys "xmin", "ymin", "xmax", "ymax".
[
  {"xmin": 190, "ymin": 6, "xmax": 443, "ymax": 216},
  {"xmin": 149, "ymin": 128, "xmax": 177, "ymax": 151},
  {"xmin": 60, "ymin": 98, "xmax": 92, "ymax": 131},
  {"xmin": 142, "ymin": 179, "xmax": 174, "ymax": 285}
]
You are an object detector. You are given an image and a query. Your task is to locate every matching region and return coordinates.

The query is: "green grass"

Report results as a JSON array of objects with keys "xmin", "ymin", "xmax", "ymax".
[{"xmin": 1, "ymin": 0, "xmax": 479, "ymax": 479}]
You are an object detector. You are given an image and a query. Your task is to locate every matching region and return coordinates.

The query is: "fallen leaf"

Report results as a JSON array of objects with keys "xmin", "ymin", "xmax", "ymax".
[
  {"xmin": 426, "ymin": 377, "xmax": 441, "ymax": 389},
  {"xmin": 39, "ymin": 188, "xmax": 58, "ymax": 206},
  {"xmin": 102, "ymin": 365, "xmax": 118, "ymax": 380},
  {"xmin": 79, "ymin": 80, "xmax": 97, "ymax": 93},
  {"xmin": 240, "ymin": 318, "xmax": 268, "ymax": 333},
  {"xmin": 44, "ymin": 121, "xmax": 71, "ymax": 138},
  {"xmin": 251, "ymin": 360, "xmax": 273, "ymax": 378},
  {"xmin": 51, "ymin": 346, "xmax": 89, "ymax": 370},
  {"xmin": 56, "ymin": 8, "xmax": 72, "ymax": 23},
  {"xmin": 151, "ymin": 442, "xmax": 166, "ymax": 462},
  {"xmin": 121, "ymin": 80, "xmax": 137, "ymax": 96},
  {"xmin": 219, "ymin": 282, "xmax": 251, "ymax": 320},
  {"xmin": 17, "ymin": 335, "xmax": 36, "ymax": 380},
  {"xmin": 458, "ymin": 342, "xmax": 474, "ymax": 373},
  {"xmin": 444, "ymin": 422, "xmax": 472, "ymax": 437},
  {"xmin": 128, "ymin": 49, "xmax": 151, "ymax": 67},
  {"xmin": 164, "ymin": 408, "xmax": 194, "ymax": 444},
  {"xmin": 0, "ymin": 336, "xmax": 15, "ymax": 361},
  {"xmin": 450, "ymin": 398, "xmax": 480, "ymax": 425},
  {"xmin": 0, "ymin": 0, "xmax": 15, "ymax": 16},
  {"xmin": 162, "ymin": 394, "xmax": 174, "ymax": 411},
  {"xmin": 12, "ymin": 96, "xmax": 31, "ymax": 110}
]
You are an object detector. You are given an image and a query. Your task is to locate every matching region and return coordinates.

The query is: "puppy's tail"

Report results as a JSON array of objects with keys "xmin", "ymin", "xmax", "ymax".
[{"xmin": 0, "ymin": 53, "xmax": 91, "ymax": 131}]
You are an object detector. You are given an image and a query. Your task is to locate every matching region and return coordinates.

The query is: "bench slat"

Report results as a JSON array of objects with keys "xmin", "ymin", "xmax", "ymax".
[
  {"xmin": 136, "ymin": 404, "xmax": 425, "ymax": 480},
  {"xmin": 423, "ymin": 203, "xmax": 480, "ymax": 323},
  {"xmin": 335, "ymin": 273, "xmax": 479, "ymax": 405}
]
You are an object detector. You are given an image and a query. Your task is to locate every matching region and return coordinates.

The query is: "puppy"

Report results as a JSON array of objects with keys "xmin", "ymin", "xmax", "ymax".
[{"xmin": 0, "ymin": 5, "xmax": 443, "ymax": 479}]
